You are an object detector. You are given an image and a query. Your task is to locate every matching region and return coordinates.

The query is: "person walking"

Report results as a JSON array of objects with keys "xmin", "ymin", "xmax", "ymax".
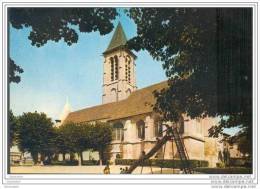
[{"xmin": 103, "ymin": 162, "xmax": 110, "ymax": 174}]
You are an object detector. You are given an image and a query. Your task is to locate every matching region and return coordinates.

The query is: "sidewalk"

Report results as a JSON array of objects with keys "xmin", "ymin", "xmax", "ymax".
[{"xmin": 10, "ymin": 165, "xmax": 179, "ymax": 174}]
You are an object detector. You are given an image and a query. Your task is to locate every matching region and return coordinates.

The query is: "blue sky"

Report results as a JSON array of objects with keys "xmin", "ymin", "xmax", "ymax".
[{"xmin": 9, "ymin": 9, "xmax": 167, "ymax": 120}]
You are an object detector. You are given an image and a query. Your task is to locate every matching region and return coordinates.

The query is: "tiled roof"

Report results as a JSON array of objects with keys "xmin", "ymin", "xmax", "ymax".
[
  {"xmin": 103, "ymin": 22, "xmax": 127, "ymax": 54},
  {"xmin": 65, "ymin": 81, "xmax": 168, "ymax": 123}
]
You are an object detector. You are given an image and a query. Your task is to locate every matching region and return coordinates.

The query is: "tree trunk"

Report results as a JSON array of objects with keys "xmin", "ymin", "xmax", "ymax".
[
  {"xmin": 70, "ymin": 153, "xmax": 74, "ymax": 161},
  {"xmin": 48, "ymin": 154, "xmax": 52, "ymax": 164},
  {"xmin": 77, "ymin": 152, "xmax": 82, "ymax": 166},
  {"xmin": 125, "ymin": 135, "xmax": 171, "ymax": 174},
  {"xmin": 99, "ymin": 150, "xmax": 104, "ymax": 165},
  {"xmin": 31, "ymin": 152, "xmax": 38, "ymax": 165},
  {"xmin": 80, "ymin": 152, "xmax": 84, "ymax": 165},
  {"xmin": 40, "ymin": 153, "xmax": 45, "ymax": 162},
  {"xmin": 62, "ymin": 153, "xmax": 66, "ymax": 161},
  {"xmin": 53, "ymin": 153, "xmax": 58, "ymax": 161}
]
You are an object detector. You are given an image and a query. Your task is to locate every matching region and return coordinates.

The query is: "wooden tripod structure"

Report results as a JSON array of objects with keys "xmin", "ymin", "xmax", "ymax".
[{"xmin": 123, "ymin": 124, "xmax": 193, "ymax": 174}]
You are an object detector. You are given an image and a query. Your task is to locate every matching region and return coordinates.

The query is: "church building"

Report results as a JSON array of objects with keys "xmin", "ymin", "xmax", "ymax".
[{"xmin": 64, "ymin": 22, "xmax": 223, "ymax": 167}]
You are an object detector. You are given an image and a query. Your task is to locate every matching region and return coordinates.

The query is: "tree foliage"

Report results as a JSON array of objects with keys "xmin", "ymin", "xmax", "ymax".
[
  {"xmin": 8, "ymin": 8, "xmax": 117, "ymax": 83},
  {"xmin": 8, "ymin": 58, "xmax": 23, "ymax": 83},
  {"xmin": 52, "ymin": 127, "xmax": 70, "ymax": 157},
  {"xmin": 12, "ymin": 109, "xmax": 112, "ymax": 165},
  {"xmin": 57, "ymin": 122, "xmax": 90, "ymax": 164},
  {"xmin": 230, "ymin": 129, "xmax": 252, "ymax": 156},
  {"xmin": 16, "ymin": 111, "xmax": 54, "ymax": 164},
  {"xmin": 88, "ymin": 122, "xmax": 113, "ymax": 162},
  {"xmin": 127, "ymin": 8, "xmax": 252, "ymax": 154},
  {"xmin": 9, "ymin": 110, "xmax": 18, "ymax": 146},
  {"xmin": 57, "ymin": 121, "xmax": 112, "ymax": 165}
]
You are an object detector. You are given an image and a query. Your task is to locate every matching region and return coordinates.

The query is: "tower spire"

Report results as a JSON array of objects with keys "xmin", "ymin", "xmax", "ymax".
[
  {"xmin": 102, "ymin": 21, "xmax": 137, "ymax": 104},
  {"xmin": 104, "ymin": 22, "xmax": 128, "ymax": 54}
]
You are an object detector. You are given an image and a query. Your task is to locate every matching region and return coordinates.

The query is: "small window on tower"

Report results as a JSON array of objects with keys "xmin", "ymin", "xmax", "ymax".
[
  {"xmin": 114, "ymin": 56, "xmax": 119, "ymax": 80},
  {"xmin": 110, "ymin": 57, "xmax": 114, "ymax": 81},
  {"xmin": 125, "ymin": 55, "xmax": 131, "ymax": 83},
  {"xmin": 125, "ymin": 65, "xmax": 128, "ymax": 81},
  {"xmin": 128, "ymin": 62, "xmax": 131, "ymax": 83}
]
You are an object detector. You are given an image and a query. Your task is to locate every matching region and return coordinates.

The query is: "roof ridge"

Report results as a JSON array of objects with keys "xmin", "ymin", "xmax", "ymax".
[
  {"xmin": 131, "ymin": 80, "xmax": 168, "ymax": 93},
  {"xmin": 69, "ymin": 80, "xmax": 168, "ymax": 114},
  {"xmin": 65, "ymin": 80, "xmax": 169, "ymax": 123},
  {"xmin": 70, "ymin": 101, "xmax": 118, "ymax": 114}
]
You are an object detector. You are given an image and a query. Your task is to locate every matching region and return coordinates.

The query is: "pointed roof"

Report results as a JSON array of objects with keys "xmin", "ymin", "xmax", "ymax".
[
  {"xmin": 59, "ymin": 97, "xmax": 71, "ymax": 121},
  {"xmin": 104, "ymin": 22, "xmax": 128, "ymax": 54}
]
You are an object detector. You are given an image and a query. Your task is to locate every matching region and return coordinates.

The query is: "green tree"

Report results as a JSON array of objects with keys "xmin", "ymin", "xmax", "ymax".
[
  {"xmin": 89, "ymin": 122, "xmax": 113, "ymax": 164},
  {"xmin": 53, "ymin": 127, "xmax": 70, "ymax": 161},
  {"xmin": 230, "ymin": 130, "xmax": 252, "ymax": 156},
  {"xmin": 73, "ymin": 124, "xmax": 91, "ymax": 165},
  {"xmin": 9, "ymin": 58, "xmax": 23, "ymax": 83},
  {"xmin": 58, "ymin": 122, "xmax": 112, "ymax": 165},
  {"xmin": 9, "ymin": 110, "xmax": 18, "ymax": 146},
  {"xmin": 17, "ymin": 111, "xmax": 54, "ymax": 164},
  {"xmin": 8, "ymin": 8, "xmax": 118, "ymax": 83},
  {"xmin": 57, "ymin": 122, "xmax": 77, "ymax": 161},
  {"xmin": 58, "ymin": 122, "xmax": 91, "ymax": 165},
  {"xmin": 127, "ymin": 8, "xmax": 252, "ymax": 155}
]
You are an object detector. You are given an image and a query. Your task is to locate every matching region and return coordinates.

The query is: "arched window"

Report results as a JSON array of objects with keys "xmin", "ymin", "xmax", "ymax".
[
  {"xmin": 110, "ymin": 57, "xmax": 114, "ymax": 81},
  {"xmin": 112, "ymin": 122, "xmax": 124, "ymax": 141},
  {"xmin": 127, "ymin": 61, "xmax": 131, "ymax": 83},
  {"xmin": 125, "ymin": 56, "xmax": 131, "ymax": 83},
  {"xmin": 137, "ymin": 120, "xmax": 145, "ymax": 140},
  {"xmin": 154, "ymin": 118, "xmax": 163, "ymax": 137},
  {"xmin": 114, "ymin": 56, "xmax": 119, "ymax": 80},
  {"xmin": 125, "ymin": 63, "xmax": 128, "ymax": 81},
  {"xmin": 110, "ymin": 88, "xmax": 117, "ymax": 102},
  {"xmin": 126, "ymin": 88, "xmax": 131, "ymax": 96}
]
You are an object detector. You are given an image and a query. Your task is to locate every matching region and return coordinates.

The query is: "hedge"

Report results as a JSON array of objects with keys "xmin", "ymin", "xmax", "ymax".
[
  {"xmin": 82, "ymin": 160, "xmax": 100, "ymax": 166},
  {"xmin": 229, "ymin": 158, "xmax": 252, "ymax": 168},
  {"xmin": 115, "ymin": 159, "xmax": 208, "ymax": 168},
  {"xmin": 47, "ymin": 160, "xmax": 102, "ymax": 166},
  {"xmin": 194, "ymin": 167, "xmax": 252, "ymax": 174},
  {"xmin": 46, "ymin": 160, "xmax": 79, "ymax": 166}
]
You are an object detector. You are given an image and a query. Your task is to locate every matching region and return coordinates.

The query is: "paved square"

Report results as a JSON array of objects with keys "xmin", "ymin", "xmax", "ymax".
[{"xmin": 10, "ymin": 165, "xmax": 179, "ymax": 174}]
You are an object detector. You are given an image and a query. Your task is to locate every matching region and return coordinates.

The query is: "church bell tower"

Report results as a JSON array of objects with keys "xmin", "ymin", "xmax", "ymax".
[{"xmin": 102, "ymin": 22, "xmax": 137, "ymax": 104}]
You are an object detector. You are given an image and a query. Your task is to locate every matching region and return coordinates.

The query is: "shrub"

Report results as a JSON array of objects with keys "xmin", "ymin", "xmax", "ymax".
[
  {"xmin": 194, "ymin": 167, "xmax": 252, "ymax": 174},
  {"xmin": 244, "ymin": 161, "xmax": 252, "ymax": 168},
  {"xmin": 216, "ymin": 162, "xmax": 225, "ymax": 168},
  {"xmin": 82, "ymin": 160, "xmax": 99, "ymax": 166},
  {"xmin": 229, "ymin": 158, "xmax": 246, "ymax": 167},
  {"xmin": 115, "ymin": 159, "xmax": 208, "ymax": 168},
  {"xmin": 49, "ymin": 160, "xmax": 79, "ymax": 166}
]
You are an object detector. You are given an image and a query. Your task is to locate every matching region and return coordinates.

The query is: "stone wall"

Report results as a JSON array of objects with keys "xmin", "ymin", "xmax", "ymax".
[
  {"xmin": 108, "ymin": 114, "xmax": 220, "ymax": 167},
  {"xmin": 204, "ymin": 137, "xmax": 219, "ymax": 167}
]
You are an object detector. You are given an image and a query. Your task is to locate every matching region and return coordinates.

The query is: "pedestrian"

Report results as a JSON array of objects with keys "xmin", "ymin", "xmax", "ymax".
[
  {"xmin": 103, "ymin": 162, "xmax": 110, "ymax": 174},
  {"xmin": 120, "ymin": 167, "xmax": 124, "ymax": 174}
]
